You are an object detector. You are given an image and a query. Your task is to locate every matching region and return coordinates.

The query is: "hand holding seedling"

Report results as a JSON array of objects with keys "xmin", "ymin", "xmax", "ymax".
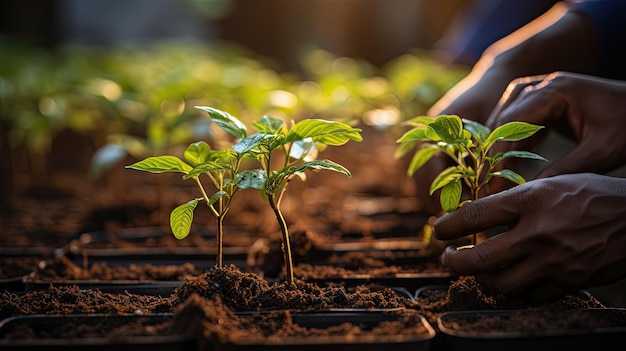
[
  {"xmin": 433, "ymin": 173, "xmax": 626, "ymax": 302},
  {"xmin": 396, "ymin": 114, "xmax": 545, "ymax": 244}
]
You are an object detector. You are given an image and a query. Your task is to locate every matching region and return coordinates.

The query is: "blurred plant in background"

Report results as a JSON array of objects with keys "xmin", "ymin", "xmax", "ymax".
[{"xmin": 0, "ymin": 41, "xmax": 467, "ymax": 189}]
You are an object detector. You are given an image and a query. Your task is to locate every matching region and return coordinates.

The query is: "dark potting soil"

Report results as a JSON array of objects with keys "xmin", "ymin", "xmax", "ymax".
[
  {"xmin": 0, "ymin": 314, "xmax": 176, "ymax": 340},
  {"xmin": 0, "ymin": 257, "xmax": 41, "ymax": 279},
  {"xmin": 29, "ymin": 256, "xmax": 204, "ymax": 281},
  {"xmin": 417, "ymin": 276, "xmax": 605, "ymax": 327},
  {"xmin": 439, "ymin": 308, "xmax": 626, "ymax": 333},
  {"xmin": 2, "ymin": 265, "xmax": 414, "ymax": 320},
  {"xmin": 170, "ymin": 293, "xmax": 431, "ymax": 348},
  {"xmin": 173, "ymin": 264, "xmax": 414, "ymax": 311},
  {"xmin": 1, "ymin": 264, "xmax": 426, "ymax": 345},
  {"xmin": 293, "ymin": 261, "xmax": 446, "ymax": 279},
  {"xmin": 0, "ymin": 285, "xmax": 174, "ymax": 320}
]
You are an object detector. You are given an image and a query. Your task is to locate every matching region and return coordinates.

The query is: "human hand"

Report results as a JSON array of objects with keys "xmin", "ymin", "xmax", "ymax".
[
  {"xmin": 485, "ymin": 72, "xmax": 626, "ymax": 178},
  {"xmin": 433, "ymin": 173, "xmax": 626, "ymax": 301}
]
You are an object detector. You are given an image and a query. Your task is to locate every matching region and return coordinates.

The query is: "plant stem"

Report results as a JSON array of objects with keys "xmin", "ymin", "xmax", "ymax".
[
  {"xmin": 268, "ymin": 193, "xmax": 295, "ymax": 286},
  {"xmin": 216, "ymin": 214, "xmax": 224, "ymax": 268}
]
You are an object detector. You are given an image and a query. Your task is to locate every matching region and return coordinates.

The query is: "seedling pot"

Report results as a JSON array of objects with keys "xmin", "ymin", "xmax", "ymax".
[
  {"xmin": 0, "ymin": 256, "xmax": 43, "ymax": 292},
  {"xmin": 22, "ymin": 277, "xmax": 183, "ymax": 296},
  {"xmin": 218, "ymin": 309, "xmax": 436, "ymax": 351},
  {"xmin": 0, "ymin": 276, "xmax": 27, "ymax": 292},
  {"xmin": 22, "ymin": 258, "xmax": 195, "ymax": 296},
  {"xmin": 437, "ymin": 308, "xmax": 626, "ymax": 350},
  {"xmin": 62, "ymin": 227, "xmax": 254, "ymax": 268},
  {"xmin": 303, "ymin": 272, "xmax": 454, "ymax": 293},
  {"xmin": 0, "ymin": 313, "xmax": 196, "ymax": 351}
]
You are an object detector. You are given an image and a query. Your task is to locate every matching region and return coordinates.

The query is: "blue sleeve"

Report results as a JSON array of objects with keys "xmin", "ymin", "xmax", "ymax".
[{"xmin": 567, "ymin": 0, "xmax": 626, "ymax": 78}]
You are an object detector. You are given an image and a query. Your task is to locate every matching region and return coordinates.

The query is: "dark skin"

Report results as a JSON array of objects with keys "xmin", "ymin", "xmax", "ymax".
[
  {"xmin": 417, "ymin": 3, "xmax": 599, "ymax": 214},
  {"xmin": 423, "ymin": 3, "xmax": 626, "ymax": 301},
  {"xmin": 434, "ymin": 173, "xmax": 626, "ymax": 302},
  {"xmin": 485, "ymin": 72, "xmax": 626, "ymax": 178}
]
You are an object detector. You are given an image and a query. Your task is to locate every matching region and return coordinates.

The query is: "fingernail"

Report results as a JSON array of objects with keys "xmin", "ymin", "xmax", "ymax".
[{"xmin": 440, "ymin": 246, "xmax": 455, "ymax": 266}]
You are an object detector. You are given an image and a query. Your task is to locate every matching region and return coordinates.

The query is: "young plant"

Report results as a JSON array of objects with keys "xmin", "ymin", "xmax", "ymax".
[
  {"xmin": 197, "ymin": 106, "xmax": 363, "ymax": 285},
  {"xmin": 396, "ymin": 114, "xmax": 546, "ymax": 244},
  {"xmin": 126, "ymin": 138, "xmax": 244, "ymax": 268}
]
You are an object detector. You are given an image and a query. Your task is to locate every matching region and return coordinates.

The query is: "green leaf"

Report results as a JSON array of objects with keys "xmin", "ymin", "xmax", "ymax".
[
  {"xmin": 394, "ymin": 139, "xmax": 419, "ymax": 158},
  {"xmin": 253, "ymin": 115, "xmax": 284, "ymax": 134},
  {"xmin": 490, "ymin": 169, "xmax": 526, "ymax": 184},
  {"xmin": 407, "ymin": 116, "xmax": 436, "ymax": 127},
  {"xmin": 491, "ymin": 150, "xmax": 548, "ymax": 166},
  {"xmin": 290, "ymin": 139, "xmax": 316, "ymax": 159},
  {"xmin": 195, "ymin": 106, "xmax": 247, "ymax": 139},
  {"xmin": 183, "ymin": 161, "xmax": 230, "ymax": 180},
  {"xmin": 396, "ymin": 127, "xmax": 427, "ymax": 143},
  {"xmin": 232, "ymin": 133, "xmax": 268, "ymax": 154},
  {"xmin": 170, "ymin": 199, "xmax": 198, "ymax": 240},
  {"xmin": 440, "ymin": 179, "xmax": 462, "ymax": 212},
  {"xmin": 462, "ymin": 118, "xmax": 490, "ymax": 142},
  {"xmin": 427, "ymin": 115, "xmax": 463, "ymax": 143},
  {"xmin": 293, "ymin": 159, "xmax": 351, "ymax": 177},
  {"xmin": 184, "ymin": 141, "xmax": 212, "ymax": 166},
  {"xmin": 208, "ymin": 191, "xmax": 228, "ymax": 204},
  {"xmin": 485, "ymin": 121, "xmax": 544, "ymax": 146},
  {"xmin": 424, "ymin": 125, "xmax": 441, "ymax": 141},
  {"xmin": 236, "ymin": 169, "xmax": 267, "ymax": 189},
  {"xmin": 407, "ymin": 146, "xmax": 438, "ymax": 176},
  {"xmin": 126, "ymin": 156, "xmax": 192, "ymax": 174},
  {"xmin": 429, "ymin": 166, "xmax": 464, "ymax": 195},
  {"xmin": 286, "ymin": 119, "xmax": 362, "ymax": 146}
]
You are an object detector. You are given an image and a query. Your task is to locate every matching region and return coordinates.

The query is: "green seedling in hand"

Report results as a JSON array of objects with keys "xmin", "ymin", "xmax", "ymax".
[{"xmin": 396, "ymin": 114, "xmax": 546, "ymax": 244}]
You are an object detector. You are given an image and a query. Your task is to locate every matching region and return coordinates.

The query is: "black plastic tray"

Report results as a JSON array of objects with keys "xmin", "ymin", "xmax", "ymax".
[
  {"xmin": 0, "ymin": 313, "xmax": 196, "ymax": 351},
  {"xmin": 0, "ymin": 276, "xmax": 27, "ymax": 292},
  {"xmin": 437, "ymin": 308, "xmax": 626, "ymax": 350},
  {"xmin": 61, "ymin": 227, "xmax": 254, "ymax": 268},
  {"xmin": 304, "ymin": 272, "xmax": 454, "ymax": 293},
  {"xmin": 220, "ymin": 309, "xmax": 436, "ymax": 351},
  {"xmin": 22, "ymin": 277, "xmax": 183, "ymax": 296}
]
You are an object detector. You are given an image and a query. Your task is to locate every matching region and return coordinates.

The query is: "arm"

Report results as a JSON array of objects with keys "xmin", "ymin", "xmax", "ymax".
[{"xmin": 428, "ymin": 2, "xmax": 598, "ymax": 122}]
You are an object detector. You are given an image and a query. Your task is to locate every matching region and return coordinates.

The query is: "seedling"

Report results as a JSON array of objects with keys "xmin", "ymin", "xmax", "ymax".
[
  {"xmin": 126, "ymin": 134, "xmax": 244, "ymax": 268},
  {"xmin": 396, "ymin": 114, "xmax": 545, "ymax": 244},
  {"xmin": 205, "ymin": 107, "xmax": 363, "ymax": 285},
  {"xmin": 126, "ymin": 106, "xmax": 363, "ymax": 284}
]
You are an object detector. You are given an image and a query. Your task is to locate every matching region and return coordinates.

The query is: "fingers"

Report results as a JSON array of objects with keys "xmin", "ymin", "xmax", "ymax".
[
  {"xmin": 433, "ymin": 190, "xmax": 522, "ymax": 240},
  {"xmin": 485, "ymin": 75, "xmax": 548, "ymax": 129},
  {"xmin": 486, "ymin": 73, "xmax": 569, "ymax": 136},
  {"xmin": 441, "ymin": 233, "xmax": 526, "ymax": 276}
]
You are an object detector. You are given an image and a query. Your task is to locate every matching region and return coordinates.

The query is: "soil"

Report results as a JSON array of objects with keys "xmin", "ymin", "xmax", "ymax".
[
  {"xmin": 416, "ymin": 276, "xmax": 605, "ymax": 327},
  {"xmin": 28, "ymin": 256, "xmax": 205, "ymax": 282},
  {"xmin": 173, "ymin": 265, "xmax": 413, "ymax": 311},
  {"xmin": 0, "ymin": 257, "xmax": 42, "ymax": 280},
  {"xmin": 439, "ymin": 308, "xmax": 626, "ymax": 333},
  {"xmin": 1, "ymin": 126, "xmax": 621, "ymax": 346},
  {"xmin": 0, "ymin": 285, "xmax": 174, "ymax": 320},
  {"xmin": 1, "ymin": 265, "xmax": 430, "ymax": 347}
]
